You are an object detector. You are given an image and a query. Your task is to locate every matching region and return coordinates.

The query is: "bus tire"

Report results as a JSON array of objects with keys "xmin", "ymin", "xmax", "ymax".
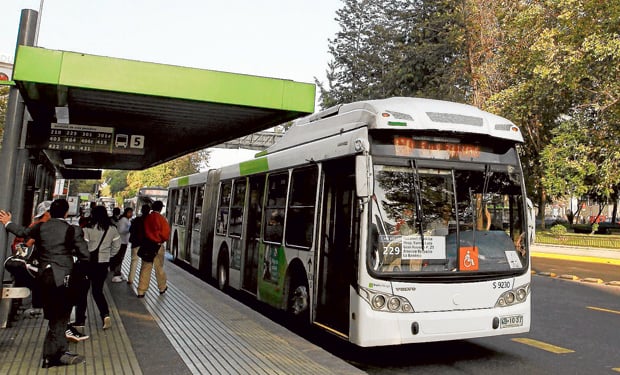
[
  {"xmin": 172, "ymin": 233, "xmax": 179, "ymax": 260},
  {"xmin": 217, "ymin": 251, "xmax": 229, "ymax": 291},
  {"xmin": 286, "ymin": 270, "xmax": 309, "ymax": 323}
]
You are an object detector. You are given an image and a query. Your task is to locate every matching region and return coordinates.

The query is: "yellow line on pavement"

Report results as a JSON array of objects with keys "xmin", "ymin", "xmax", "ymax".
[
  {"xmin": 512, "ymin": 338, "xmax": 575, "ymax": 354},
  {"xmin": 587, "ymin": 306, "xmax": 620, "ymax": 315},
  {"xmin": 613, "ymin": 368, "xmax": 620, "ymax": 372},
  {"xmin": 531, "ymin": 252, "xmax": 620, "ymax": 266}
]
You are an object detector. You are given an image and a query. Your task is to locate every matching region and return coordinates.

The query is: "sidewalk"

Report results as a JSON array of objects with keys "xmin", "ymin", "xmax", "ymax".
[{"xmin": 0, "ymin": 256, "xmax": 366, "ymax": 375}]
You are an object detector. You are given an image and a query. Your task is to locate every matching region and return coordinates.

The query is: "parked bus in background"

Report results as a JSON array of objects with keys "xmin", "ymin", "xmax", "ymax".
[
  {"xmin": 97, "ymin": 197, "xmax": 116, "ymax": 217},
  {"xmin": 124, "ymin": 187, "xmax": 168, "ymax": 215},
  {"xmin": 167, "ymin": 97, "xmax": 532, "ymax": 347}
]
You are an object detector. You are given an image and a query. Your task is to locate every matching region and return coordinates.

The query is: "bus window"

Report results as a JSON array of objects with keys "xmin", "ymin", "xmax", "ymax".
[
  {"xmin": 217, "ymin": 181, "xmax": 232, "ymax": 235},
  {"xmin": 194, "ymin": 186, "xmax": 205, "ymax": 228},
  {"xmin": 286, "ymin": 166, "xmax": 318, "ymax": 248},
  {"xmin": 264, "ymin": 172, "xmax": 288, "ymax": 243},
  {"xmin": 174, "ymin": 188, "xmax": 189, "ymax": 226},
  {"xmin": 229, "ymin": 179, "xmax": 246, "ymax": 237}
]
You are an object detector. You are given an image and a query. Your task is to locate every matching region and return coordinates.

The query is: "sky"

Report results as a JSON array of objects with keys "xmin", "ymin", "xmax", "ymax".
[{"xmin": 1, "ymin": 0, "xmax": 342, "ymax": 168}]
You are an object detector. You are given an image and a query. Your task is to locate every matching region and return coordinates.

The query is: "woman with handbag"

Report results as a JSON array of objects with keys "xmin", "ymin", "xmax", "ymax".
[{"xmin": 82, "ymin": 205, "xmax": 121, "ymax": 329}]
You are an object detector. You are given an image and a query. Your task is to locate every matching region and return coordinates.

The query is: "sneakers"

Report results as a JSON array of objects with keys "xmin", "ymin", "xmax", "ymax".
[
  {"xmin": 59, "ymin": 352, "xmax": 86, "ymax": 365},
  {"xmin": 65, "ymin": 326, "xmax": 89, "ymax": 342},
  {"xmin": 159, "ymin": 286, "xmax": 168, "ymax": 295},
  {"xmin": 111, "ymin": 275, "xmax": 124, "ymax": 283},
  {"xmin": 102, "ymin": 315, "xmax": 111, "ymax": 330},
  {"xmin": 42, "ymin": 352, "xmax": 85, "ymax": 368}
]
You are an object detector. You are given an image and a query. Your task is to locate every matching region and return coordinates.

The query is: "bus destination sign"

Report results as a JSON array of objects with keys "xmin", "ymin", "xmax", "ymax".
[{"xmin": 48, "ymin": 123, "xmax": 145, "ymax": 155}]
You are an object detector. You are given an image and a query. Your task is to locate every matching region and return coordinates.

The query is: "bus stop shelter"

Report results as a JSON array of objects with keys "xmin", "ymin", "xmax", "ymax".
[{"xmin": 0, "ymin": 9, "xmax": 315, "ymax": 323}]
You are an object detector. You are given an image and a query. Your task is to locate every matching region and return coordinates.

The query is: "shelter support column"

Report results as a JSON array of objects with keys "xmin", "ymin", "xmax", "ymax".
[{"xmin": 0, "ymin": 9, "xmax": 38, "ymax": 305}]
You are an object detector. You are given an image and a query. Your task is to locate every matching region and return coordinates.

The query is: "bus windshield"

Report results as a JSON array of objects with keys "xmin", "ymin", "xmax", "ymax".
[{"xmin": 369, "ymin": 163, "xmax": 528, "ymax": 277}]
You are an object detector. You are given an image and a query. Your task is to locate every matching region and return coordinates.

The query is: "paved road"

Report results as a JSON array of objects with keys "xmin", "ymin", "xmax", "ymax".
[
  {"xmin": 310, "ymin": 276, "xmax": 620, "ymax": 374},
  {"xmin": 532, "ymin": 257, "xmax": 620, "ymax": 283}
]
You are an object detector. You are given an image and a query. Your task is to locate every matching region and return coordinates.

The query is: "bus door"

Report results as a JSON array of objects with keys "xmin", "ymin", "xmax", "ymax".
[
  {"xmin": 315, "ymin": 158, "xmax": 357, "ymax": 336},
  {"xmin": 228, "ymin": 178, "xmax": 246, "ymax": 288},
  {"xmin": 188, "ymin": 186, "xmax": 204, "ymax": 268},
  {"xmin": 241, "ymin": 176, "xmax": 265, "ymax": 294}
]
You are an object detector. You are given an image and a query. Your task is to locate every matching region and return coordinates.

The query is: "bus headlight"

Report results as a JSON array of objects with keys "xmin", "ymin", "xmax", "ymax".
[
  {"xmin": 359, "ymin": 286, "xmax": 414, "ymax": 313},
  {"xmin": 495, "ymin": 283, "xmax": 530, "ymax": 307},
  {"xmin": 372, "ymin": 295, "xmax": 386, "ymax": 309},
  {"xmin": 388, "ymin": 297, "xmax": 401, "ymax": 311}
]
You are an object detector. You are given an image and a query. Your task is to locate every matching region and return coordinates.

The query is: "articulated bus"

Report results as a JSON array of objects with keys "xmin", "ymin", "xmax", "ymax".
[{"xmin": 167, "ymin": 97, "xmax": 531, "ymax": 347}]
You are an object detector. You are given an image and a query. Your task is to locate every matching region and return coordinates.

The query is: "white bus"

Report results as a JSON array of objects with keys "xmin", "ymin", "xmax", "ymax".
[
  {"xmin": 124, "ymin": 187, "xmax": 168, "ymax": 214},
  {"xmin": 167, "ymin": 97, "xmax": 532, "ymax": 347}
]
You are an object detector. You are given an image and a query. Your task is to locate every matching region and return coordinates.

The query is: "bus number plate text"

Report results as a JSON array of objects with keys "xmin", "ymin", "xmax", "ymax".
[{"xmin": 500, "ymin": 315, "xmax": 523, "ymax": 328}]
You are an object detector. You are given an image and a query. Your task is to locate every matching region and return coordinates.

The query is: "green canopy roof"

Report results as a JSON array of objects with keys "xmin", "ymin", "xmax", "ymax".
[{"xmin": 13, "ymin": 46, "xmax": 315, "ymax": 173}]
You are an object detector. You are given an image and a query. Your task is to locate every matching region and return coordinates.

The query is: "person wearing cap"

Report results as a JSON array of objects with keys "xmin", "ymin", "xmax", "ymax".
[
  {"xmin": 137, "ymin": 200, "xmax": 169, "ymax": 297},
  {"xmin": 0, "ymin": 199, "xmax": 90, "ymax": 368}
]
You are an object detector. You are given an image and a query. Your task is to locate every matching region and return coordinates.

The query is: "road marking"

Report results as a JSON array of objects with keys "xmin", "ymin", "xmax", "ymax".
[
  {"xmin": 531, "ymin": 252, "xmax": 620, "ymax": 266},
  {"xmin": 613, "ymin": 368, "xmax": 620, "ymax": 372},
  {"xmin": 587, "ymin": 306, "xmax": 620, "ymax": 315},
  {"xmin": 511, "ymin": 338, "xmax": 575, "ymax": 354}
]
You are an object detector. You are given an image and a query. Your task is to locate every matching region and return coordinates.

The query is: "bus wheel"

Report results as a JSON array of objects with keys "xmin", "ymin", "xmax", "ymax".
[
  {"xmin": 287, "ymin": 276, "xmax": 309, "ymax": 321},
  {"xmin": 217, "ymin": 259, "xmax": 229, "ymax": 291}
]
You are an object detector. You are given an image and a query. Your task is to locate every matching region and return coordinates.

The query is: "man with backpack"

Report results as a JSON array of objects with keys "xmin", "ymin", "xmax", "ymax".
[
  {"xmin": 0, "ymin": 199, "xmax": 90, "ymax": 368},
  {"xmin": 127, "ymin": 204, "xmax": 150, "ymax": 284}
]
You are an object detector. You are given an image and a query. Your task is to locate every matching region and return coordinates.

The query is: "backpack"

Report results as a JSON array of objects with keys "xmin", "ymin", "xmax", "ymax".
[{"xmin": 129, "ymin": 216, "xmax": 145, "ymax": 246}]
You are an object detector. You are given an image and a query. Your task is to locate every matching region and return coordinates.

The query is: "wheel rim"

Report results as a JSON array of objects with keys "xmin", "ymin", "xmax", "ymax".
[
  {"xmin": 218, "ymin": 263, "xmax": 227, "ymax": 290},
  {"xmin": 290, "ymin": 284, "xmax": 308, "ymax": 316}
]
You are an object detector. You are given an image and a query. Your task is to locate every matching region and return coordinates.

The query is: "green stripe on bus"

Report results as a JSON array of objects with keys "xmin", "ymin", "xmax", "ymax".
[
  {"xmin": 239, "ymin": 157, "xmax": 269, "ymax": 175},
  {"xmin": 177, "ymin": 176, "xmax": 190, "ymax": 186},
  {"xmin": 388, "ymin": 121, "xmax": 407, "ymax": 126}
]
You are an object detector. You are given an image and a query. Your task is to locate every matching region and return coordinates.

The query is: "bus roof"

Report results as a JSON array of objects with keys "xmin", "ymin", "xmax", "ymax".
[{"xmin": 265, "ymin": 97, "xmax": 523, "ymax": 154}]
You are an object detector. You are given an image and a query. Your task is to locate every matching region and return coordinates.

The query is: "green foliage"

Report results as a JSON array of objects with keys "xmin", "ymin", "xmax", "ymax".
[
  {"xmin": 317, "ymin": 0, "xmax": 467, "ymax": 109},
  {"xmin": 125, "ymin": 150, "xmax": 207, "ymax": 197},
  {"xmin": 0, "ymin": 86, "xmax": 9, "ymax": 148},
  {"xmin": 549, "ymin": 224, "xmax": 568, "ymax": 236},
  {"xmin": 590, "ymin": 223, "xmax": 599, "ymax": 235}
]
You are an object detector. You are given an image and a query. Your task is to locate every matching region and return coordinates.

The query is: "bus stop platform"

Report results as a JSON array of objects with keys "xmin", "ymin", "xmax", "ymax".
[{"xmin": 0, "ymin": 255, "xmax": 365, "ymax": 374}]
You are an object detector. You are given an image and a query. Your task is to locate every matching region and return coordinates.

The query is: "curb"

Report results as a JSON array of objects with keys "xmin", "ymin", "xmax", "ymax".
[
  {"xmin": 559, "ymin": 274, "xmax": 579, "ymax": 280},
  {"xmin": 534, "ymin": 271, "xmax": 620, "ymax": 287}
]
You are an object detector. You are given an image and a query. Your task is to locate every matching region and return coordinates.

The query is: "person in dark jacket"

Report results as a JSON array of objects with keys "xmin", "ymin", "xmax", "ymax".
[
  {"xmin": 127, "ymin": 204, "xmax": 150, "ymax": 284},
  {"xmin": 0, "ymin": 199, "xmax": 89, "ymax": 368}
]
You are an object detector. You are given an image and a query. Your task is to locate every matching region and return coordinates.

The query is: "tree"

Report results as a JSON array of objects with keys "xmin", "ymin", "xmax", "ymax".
[
  {"xmin": 125, "ymin": 150, "xmax": 208, "ymax": 197},
  {"xmin": 317, "ymin": 0, "xmax": 467, "ymax": 109},
  {"xmin": 488, "ymin": 0, "xmax": 620, "ymax": 226},
  {"xmin": 0, "ymin": 85, "xmax": 9, "ymax": 149}
]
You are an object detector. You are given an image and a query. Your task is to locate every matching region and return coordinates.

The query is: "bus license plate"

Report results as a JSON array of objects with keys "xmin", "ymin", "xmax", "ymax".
[{"xmin": 500, "ymin": 315, "xmax": 523, "ymax": 328}]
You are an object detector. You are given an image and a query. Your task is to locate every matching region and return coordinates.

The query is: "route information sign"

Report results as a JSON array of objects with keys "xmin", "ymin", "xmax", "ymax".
[{"xmin": 48, "ymin": 123, "xmax": 144, "ymax": 155}]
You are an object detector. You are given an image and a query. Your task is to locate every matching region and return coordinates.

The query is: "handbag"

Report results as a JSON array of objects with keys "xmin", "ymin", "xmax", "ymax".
[{"xmin": 90, "ymin": 227, "xmax": 109, "ymax": 263}]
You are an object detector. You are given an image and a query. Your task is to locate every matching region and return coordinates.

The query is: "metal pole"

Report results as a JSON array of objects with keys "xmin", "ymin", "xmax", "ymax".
[{"xmin": 0, "ymin": 9, "xmax": 38, "ymax": 286}]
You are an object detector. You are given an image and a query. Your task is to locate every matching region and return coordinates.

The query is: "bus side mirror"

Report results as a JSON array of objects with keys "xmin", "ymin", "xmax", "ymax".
[{"xmin": 355, "ymin": 155, "xmax": 373, "ymax": 197}]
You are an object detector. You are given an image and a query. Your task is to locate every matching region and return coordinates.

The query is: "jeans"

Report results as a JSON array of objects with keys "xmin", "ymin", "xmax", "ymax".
[
  {"xmin": 110, "ymin": 244, "xmax": 128, "ymax": 277},
  {"xmin": 88, "ymin": 262, "xmax": 110, "ymax": 319}
]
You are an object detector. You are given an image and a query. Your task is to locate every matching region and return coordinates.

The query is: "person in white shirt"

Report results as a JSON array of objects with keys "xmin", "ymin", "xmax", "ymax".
[{"xmin": 110, "ymin": 207, "xmax": 132, "ymax": 282}]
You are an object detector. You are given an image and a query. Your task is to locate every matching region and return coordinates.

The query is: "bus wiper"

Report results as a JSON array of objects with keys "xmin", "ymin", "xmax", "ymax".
[{"xmin": 410, "ymin": 159, "xmax": 425, "ymax": 251}]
